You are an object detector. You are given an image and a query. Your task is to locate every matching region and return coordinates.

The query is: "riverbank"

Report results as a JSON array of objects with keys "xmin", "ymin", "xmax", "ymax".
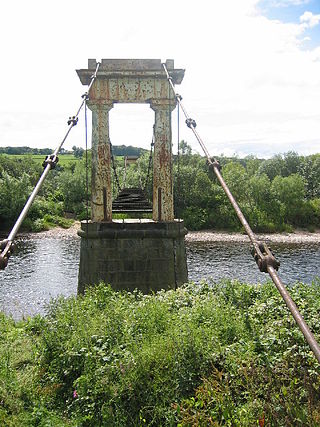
[
  {"xmin": 23, "ymin": 221, "xmax": 320, "ymax": 244},
  {"xmin": 187, "ymin": 229, "xmax": 320, "ymax": 244}
]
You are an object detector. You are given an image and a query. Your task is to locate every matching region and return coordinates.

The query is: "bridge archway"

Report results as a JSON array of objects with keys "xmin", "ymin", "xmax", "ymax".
[{"xmin": 77, "ymin": 59, "xmax": 184, "ymax": 222}]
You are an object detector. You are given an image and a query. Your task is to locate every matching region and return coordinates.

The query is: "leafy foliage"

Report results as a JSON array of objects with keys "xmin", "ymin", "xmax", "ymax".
[
  {"xmin": 1, "ymin": 147, "xmax": 320, "ymax": 232},
  {"xmin": 173, "ymin": 149, "xmax": 320, "ymax": 231},
  {"xmin": 1, "ymin": 282, "xmax": 320, "ymax": 425}
]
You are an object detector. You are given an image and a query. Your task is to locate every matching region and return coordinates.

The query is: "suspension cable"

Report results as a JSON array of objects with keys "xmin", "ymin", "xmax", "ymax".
[
  {"xmin": 176, "ymin": 102, "xmax": 181, "ymax": 218},
  {"xmin": 123, "ymin": 156, "xmax": 128, "ymax": 189},
  {"xmin": 110, "ymin": 141, "xmax": 122, "ymax": 193},
  {"xmin": 162, "ymin": 63, "xmax": 320, "ymax": 364},
  {"xmin": 84, "ymin": 95, "xmax": 89, "ymax": 244},
  {"xmin": 0, "ymin": 61, "xmax": 101, "ymax": 270},
  {"xmin": 143, "ymin": 134, "xmax": 154, "ymax": 192}
]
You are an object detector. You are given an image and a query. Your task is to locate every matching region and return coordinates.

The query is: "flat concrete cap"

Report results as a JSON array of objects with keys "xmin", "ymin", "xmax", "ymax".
[
  {"xmin": 77, "ymin": 58, "xmax": 185, "ymax": 85},
  {"xmin": 97, "ymin": 58, "xmax": 174, "ymax": 71}
]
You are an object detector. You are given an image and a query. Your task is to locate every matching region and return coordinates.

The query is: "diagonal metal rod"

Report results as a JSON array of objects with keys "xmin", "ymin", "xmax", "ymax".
[
  {"xmin": 0, "ymin": 61, "xmax": 101, "ymax": 269},
  {"xmin": 162, "ymin": 63, "xmax": 320, "ymax": 364}
]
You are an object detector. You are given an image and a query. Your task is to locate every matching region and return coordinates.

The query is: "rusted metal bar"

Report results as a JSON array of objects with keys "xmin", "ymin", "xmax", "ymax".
[
  {"xmin": 214, "ymin": 166, "xmax": 257, "ymax": 244},
  {"xmin": 110, "ymin": 141, "xmax": 122, "ymax": 192},
  {"xmin": 103, "ymin": 187, "xmax": 108, "ymax": 221},
  {"xmin": 123, "ymin": 156, "xmax": 127, "ymax": 188},
  {"xmin": 162, "ymin": 62, "xmax": 320, "ymax": 364},
  {"xmin": 0, "ymin": 161, "xmax": 53, "ymax": 269},
  {"xmin": 158, "ymin": 188, "xmax": 162, "ymax": 221},
  {"xmin": 143, "ymin": 137, "xmax": 154, "ymax": 191},
  {"xmin": 0, "ymin": 62, "xmax": 101, "ymax": 270},
  {"xmin": 53, "ymin": 60, "xmax": 100, "ymax": 157}
]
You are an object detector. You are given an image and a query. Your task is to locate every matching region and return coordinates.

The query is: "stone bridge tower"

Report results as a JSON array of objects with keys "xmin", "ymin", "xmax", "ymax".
[{"xmin": 76, "ymin": 59, "xmax": 188, "ymax": 293}]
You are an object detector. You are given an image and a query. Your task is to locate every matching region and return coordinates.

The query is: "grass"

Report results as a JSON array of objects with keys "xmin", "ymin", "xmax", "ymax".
[{"xmin": 0, "ymin": 280, "xmax": 320, "ymax": 426}]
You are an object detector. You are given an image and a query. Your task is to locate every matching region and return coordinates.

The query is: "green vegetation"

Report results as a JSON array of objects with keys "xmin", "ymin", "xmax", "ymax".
[
  {"xmin": 0, "ymin": 153, "xmax": 86, "ymax": 231},
  {"xmin": 1, "ymin": 146, "xmax": 320, "ymax": 232},
  {"xmin": 0, "ymin": 146, "xmax": 53, "ymax": 155},
  {"xmin": 110, "ymin": 144, "xmax": 147, "ymax": 157},
  {"xmin": 174, "ymin": 147, "xmax": 320, "ymax": 232},
  {"xmin": 0, "ymin": 281, "xmax": 320, "ymax": 426}
]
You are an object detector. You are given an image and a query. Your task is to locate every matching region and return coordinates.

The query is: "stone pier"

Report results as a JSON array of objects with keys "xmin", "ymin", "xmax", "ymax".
[{"xmin": 78, "ymin": 220, "xmax": 188, "ymax": 293}]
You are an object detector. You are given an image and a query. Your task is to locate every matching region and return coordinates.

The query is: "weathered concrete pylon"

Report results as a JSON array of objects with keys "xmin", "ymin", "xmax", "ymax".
[{"xmin": 76, "ymin": 59, "xmax": 188, "ymax": 293}]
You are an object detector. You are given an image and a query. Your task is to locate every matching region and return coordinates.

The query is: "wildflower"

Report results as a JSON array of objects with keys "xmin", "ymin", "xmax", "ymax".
[{"xmin": 73, "ymin": 390, "xmax": 78, "ymax": 399}]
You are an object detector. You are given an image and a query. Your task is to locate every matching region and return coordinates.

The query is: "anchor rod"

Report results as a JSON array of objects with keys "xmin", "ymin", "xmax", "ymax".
[
  {"xmin": 162, "ymin": 62, "xmax": 320, "ymax": 364},
  {"xmin": 0, "ymin": 61, "xmax": 101, "ymax": 270}
]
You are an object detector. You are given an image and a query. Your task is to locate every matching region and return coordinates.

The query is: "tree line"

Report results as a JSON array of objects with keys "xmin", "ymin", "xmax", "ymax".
[
  {"xmin": 0, "ymin": 145, "xmax": 319, "ymax": 232},
  {"xmin": 0, "ymin": 145, "xmax": 146, "ymax": 157},
  {"xmin": 174, "ymin": 146, "xmax": 320, "ymax": 232}
]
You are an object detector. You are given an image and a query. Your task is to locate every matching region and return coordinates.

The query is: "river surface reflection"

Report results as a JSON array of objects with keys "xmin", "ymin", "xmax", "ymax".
[
  {"xmin": 0, "ymin": 234, "xmax": 319, "ymax": 319},
  {"xmin": 187, "ymin": 241, "xmax": 320, "ymax": 284}
]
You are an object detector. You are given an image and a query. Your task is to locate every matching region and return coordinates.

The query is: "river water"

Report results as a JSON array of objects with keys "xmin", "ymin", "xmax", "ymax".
[{"xmin": 0, "ymin": 234, "xmax": 319, "ymax": 319}]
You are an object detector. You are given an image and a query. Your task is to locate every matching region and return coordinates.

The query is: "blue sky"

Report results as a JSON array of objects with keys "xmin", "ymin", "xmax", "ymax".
[
  {"xmin": 258, "ymin": 0, "xmax": 320, "ymax": 48},
  {"xmin": 0, "ymin": 0, "xmax": 319, "ymax": 158}
]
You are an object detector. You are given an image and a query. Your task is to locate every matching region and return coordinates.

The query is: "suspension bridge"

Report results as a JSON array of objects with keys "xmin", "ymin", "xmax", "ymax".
[{"xmin": 0, "ymin": 58, "xmax": 320, "ymax": 365}]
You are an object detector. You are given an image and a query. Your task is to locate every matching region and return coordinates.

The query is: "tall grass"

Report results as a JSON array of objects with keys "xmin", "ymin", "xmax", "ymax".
[{"xmin": 0, "ymin": 281, "xmax": 320, "ymax": 426}]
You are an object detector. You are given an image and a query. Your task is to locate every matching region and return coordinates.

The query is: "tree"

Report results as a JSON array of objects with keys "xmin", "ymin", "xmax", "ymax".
[
  {"xmin": 283, "ymin": 151, "xmax": 302, "ymax": 176},
  {"xmin": 271, "ymin": 174, "xmax": 306, "ymax": 225},
  {"xmin": 299, "ymin": 155, "xmax": 320, "ymax": 199},
  {"xmin": 179, "ymin": 140, "xmax": 192, "ymax": 156},
  {"xmin": 244, "ymin": 155, "xmax": 263, "ymax": 177},
  {"xmin": 258, "ymin": 154, "xmax": 286, "ymax": 181},
  {"xmin": 0, "ymin": 172, "xmax": 32, "ymax": 224},
  {"xmin": 72, "ymin": 146, "xmax": 84, "ymax": 159},
  {"xmin": 222, "ymin": 162, "xmax": 249, "ymax": 202}
]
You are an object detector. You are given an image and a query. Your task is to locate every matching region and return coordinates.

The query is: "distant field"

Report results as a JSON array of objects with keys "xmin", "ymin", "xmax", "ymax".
[
  {"xmin": 2, "ymin": 153, "xmax": 128, "ymax": 167},
  {"xmin": 3, "ymin": 153, "xmax": 80, "ymax": 166}
]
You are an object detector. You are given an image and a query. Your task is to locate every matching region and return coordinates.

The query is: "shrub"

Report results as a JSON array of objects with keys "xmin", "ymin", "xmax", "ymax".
[
  {"xmin": 32, "ymin": 281, "xmax": 320, "ymax": 426},
  {"xmin": 0, "ymin": 282, "xmax": 320, "ymax": 425}
]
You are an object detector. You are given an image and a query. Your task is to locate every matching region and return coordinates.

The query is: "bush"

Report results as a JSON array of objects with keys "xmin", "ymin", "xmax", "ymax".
[
  {"xmin": 182, "ymin": 207, "xmax": 209, "ymax": 230},
  {"xmin": 0, "ymin": 282, "xmax": 320, "ymax": 425},
  {"xmin": 27, "ymin": 281, "xmax": 320, "ymax": 426},
  {"xmin": 0, "ymin": 172, "xmax": 32, "ymax": 226}
]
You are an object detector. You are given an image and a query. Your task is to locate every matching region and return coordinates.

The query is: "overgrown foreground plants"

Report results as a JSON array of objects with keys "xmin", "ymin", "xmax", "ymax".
[{"xmin": 1, "ymin": 280, "xmax": 320, "ymax": 426}]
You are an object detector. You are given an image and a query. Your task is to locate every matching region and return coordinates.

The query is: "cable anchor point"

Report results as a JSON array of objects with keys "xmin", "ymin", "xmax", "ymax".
[
  {"xmin": 251, "ymin": 242, "xmax": 280, "ymax": 273},
  {"xmin": 42, "ymin": 154, "xmax": 59, "ymax": 169},
  {"xmin": 67, "ymin": 116, "xmax": 78, "ymax": 126},
  {"xmin": 186, "ymin": 118, "xmax": 197, "ymax": 128},
  {"xmin": 0, "ymin": 240, "xmax": 15, "ymax": 270},
  {"xmin": 208, "ymin": 158, "xmax": 221, "ymax": 171}
]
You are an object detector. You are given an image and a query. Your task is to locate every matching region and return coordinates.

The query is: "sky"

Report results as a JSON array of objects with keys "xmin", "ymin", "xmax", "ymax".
[{"xmin": 0, "ymin": 0, "xmax": 319, "ymax": 159}]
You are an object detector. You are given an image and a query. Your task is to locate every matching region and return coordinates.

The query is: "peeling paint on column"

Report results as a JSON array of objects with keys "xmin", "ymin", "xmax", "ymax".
[
  {"xmin": 151, "ymin": 99, "xmax": 176, "ymax": 222},
  {"xmin": 88, "ymin": 102, "xmax": 113, "ymax": 222}
]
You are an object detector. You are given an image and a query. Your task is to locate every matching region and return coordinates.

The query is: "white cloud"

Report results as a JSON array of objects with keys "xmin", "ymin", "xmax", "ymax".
[
  {"xmin": 300, "ymin": 11, "xmax": 320, "ymax": 28},
  {"xmin": 309, "ymin": 46, "xmax": 320, "ymax": 61},
  {"xmin": 0, "ymin": 0, "xmax": 319, "ymax": 157},
  {"xmin": 267, "ymin": 0, "xmax": 310, "ymax": 7}
]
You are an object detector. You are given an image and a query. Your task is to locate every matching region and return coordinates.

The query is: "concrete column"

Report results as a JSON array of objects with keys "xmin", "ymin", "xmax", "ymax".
[
  {"xmin": 88, "ymin": 102, "xmax": 113, "ymax": 222},
  {"xmin": 150, "ymin": 100, "xmax": 176, "ymax": 222}
]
